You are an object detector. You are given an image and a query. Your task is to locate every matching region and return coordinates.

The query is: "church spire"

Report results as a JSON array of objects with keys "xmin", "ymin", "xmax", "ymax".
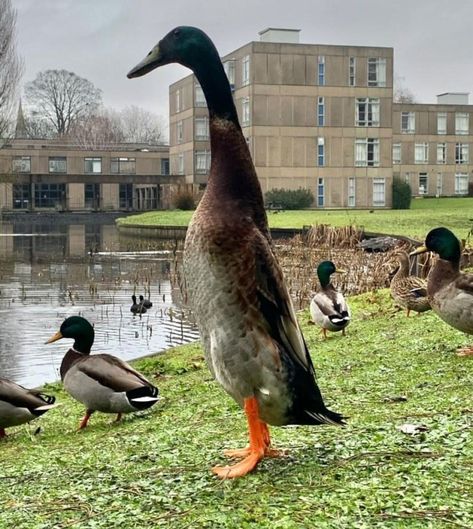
[{"xmin": 14, "ymin": 100, "xmax": 28, "ymax": 139}]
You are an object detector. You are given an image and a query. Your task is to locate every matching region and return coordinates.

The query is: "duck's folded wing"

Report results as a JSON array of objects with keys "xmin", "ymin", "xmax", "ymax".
[
  {"xmin": 0, "ymin": 378, "xmax": 52, "ymax": 410},
  {"xmin": 312, "ymin": 292, "xmax": 342, "ymax": 318},
  {"xmin": 455, "ymin": 272, "xmax": 473, "ymax": 294},
  {"xmin": 251, "ymin": 230, "xmax": 314, "ymax": 375},
  {"xmin": 77, "ymin": 355, "xmax": 152, "ymax": 392}
]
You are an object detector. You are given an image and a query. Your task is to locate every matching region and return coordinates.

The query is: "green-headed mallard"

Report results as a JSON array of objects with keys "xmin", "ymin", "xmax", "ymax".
[
  {"xmin": 411, "ymin": 227, "xmax": 473, "ymax": 355},
  {"xmin": 390, "ymin": 250, "xmax": 431, "ymax": 316},
  {"xmin": 0, "ymin": 378, "xmax": 57, "ymax": 438},
  {"xmin": 46, "ymin": 316, "xmax": 159, "ymax": 428},
  {"xmin": 128, "ymin": 27, "xmax": 344, "ymax": 479},
  {"xmin": 310, "ymin": 261, "xmax": 350, "ymax": 338}
]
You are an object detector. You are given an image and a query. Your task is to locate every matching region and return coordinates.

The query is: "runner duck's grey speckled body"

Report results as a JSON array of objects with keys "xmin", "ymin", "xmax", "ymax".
[{"xmin": 128, "ymin": 25, "xmax": 344, "ymax": 478}]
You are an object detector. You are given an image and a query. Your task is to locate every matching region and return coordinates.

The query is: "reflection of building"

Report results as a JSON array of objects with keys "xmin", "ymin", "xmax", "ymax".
[
  {"xmin": 0, "ymin": 138, "xmax": 186, "ymax": 212},
  {"xmin": 169, "ymin": 28, "xmax": 473, "ymax": 207}
]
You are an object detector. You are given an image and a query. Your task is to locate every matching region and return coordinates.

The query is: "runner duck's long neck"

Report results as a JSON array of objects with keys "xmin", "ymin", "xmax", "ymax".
[{"xmin": 192, "ymin": 50, "xmax": 267, "ymax": 232}]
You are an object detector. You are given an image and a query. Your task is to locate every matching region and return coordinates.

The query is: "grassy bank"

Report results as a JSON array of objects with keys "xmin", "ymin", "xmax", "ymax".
[
  {"xmin": 116, "ymin": 197, "xmax": 473, "ymax": 240},
  {"xmin": 1, "ymin": 290, "xmax": 472, "ymax": 528}
]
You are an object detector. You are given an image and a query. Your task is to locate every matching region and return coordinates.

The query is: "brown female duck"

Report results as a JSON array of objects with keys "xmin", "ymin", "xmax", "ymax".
[
  {"xmin": 411, "ymin": 227, "xmax": 472, "ymax": 355},
  {"xmin": 390, "ymin": 250, "xmax": 431, "ymax": 316},
  {"xmin": 128, "ymin": 26, "xmax": 344, "ymax": 478}
]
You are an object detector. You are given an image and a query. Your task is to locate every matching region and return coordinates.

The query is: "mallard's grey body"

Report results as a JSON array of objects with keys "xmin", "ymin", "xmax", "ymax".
[{"xmin": 310, "ymin": 287, "xmax": 351, "ymax": 333}]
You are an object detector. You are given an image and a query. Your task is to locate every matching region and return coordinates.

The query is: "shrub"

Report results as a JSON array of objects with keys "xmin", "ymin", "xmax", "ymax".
[
  {"xmin": 264, "ymin": 188, "xmax": 314, "ymax": 210},
  {"xmin": 392, "ymin": 178, "xmax": 412, "ymax": 209},
  {"xmin": 172, "ymin": 190, "xmax": 195, "ymax": 210}
]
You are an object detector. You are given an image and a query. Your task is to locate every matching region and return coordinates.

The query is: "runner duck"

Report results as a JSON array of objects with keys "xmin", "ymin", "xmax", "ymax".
[
  {"xmin": 0, "ymin": 378, "xmax": 57, "ymax": 438},
  {"xmin": 46, "ymin": 316, "xmax": 159, "ymax": 428},
  {"xmin": 128, "ymin": 26, "xmax": 344, "ymax": 478},
  {"xmin": 411, "ymin": 227, "xmax": 473, "ymax": 356},
  {"xmin": 310, "ymin": 261, "xmax": 351, "ymax": 338}
]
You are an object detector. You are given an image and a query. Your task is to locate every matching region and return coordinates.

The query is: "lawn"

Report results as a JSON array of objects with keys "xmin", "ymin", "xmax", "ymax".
[
  {"xmin": 116, "ymin": 197, "xmax": 473, "ymax": 241},
  {"xmin": 1, "ymin": 290, "xmax": 472, "ymax": 528}
]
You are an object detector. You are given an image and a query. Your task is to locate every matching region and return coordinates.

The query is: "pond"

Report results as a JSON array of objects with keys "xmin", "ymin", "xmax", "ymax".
[{"xmin": 0, "ymin": 214, "xmax": 199, "ymax": 387}]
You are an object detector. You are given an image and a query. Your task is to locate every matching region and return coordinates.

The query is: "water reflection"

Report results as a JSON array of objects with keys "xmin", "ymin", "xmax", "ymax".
[{"xmin": 0, "ymin": 215, "xmax": 198, "ymax": 387}]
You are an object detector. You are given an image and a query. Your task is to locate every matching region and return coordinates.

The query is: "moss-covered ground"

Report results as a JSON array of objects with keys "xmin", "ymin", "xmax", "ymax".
[{"xmin": 0, "ymin": 290, "xmax": 472, "ymax": 528}]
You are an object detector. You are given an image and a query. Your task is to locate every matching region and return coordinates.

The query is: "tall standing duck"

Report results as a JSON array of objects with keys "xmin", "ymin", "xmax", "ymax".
[
  {"xmin": 128, "ymin": 26, "xmax": 344, "ymax": 478},
  {"xmin": 390, "ymin": 250, "xmax": 431, "ymax": 317},
  {"xmin": 310, "ymin": 261, "xmax": 351, "ymax": 338},
  {"xmin": 411, "ymin": 227, "xmax": 472, "ymax": 355},
  {"xmin": 0, "ymin": 378, "xmax": 57, "ymax": 438},
  {"xmin": 46, "ymin": 316, "xmax": 159, "ymax": 428}
]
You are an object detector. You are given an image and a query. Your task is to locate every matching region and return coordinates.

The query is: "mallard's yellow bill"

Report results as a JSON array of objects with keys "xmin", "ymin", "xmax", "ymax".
[{"xmin": 45, "ymin": 331, "xmax": 63, "ymax": 344}]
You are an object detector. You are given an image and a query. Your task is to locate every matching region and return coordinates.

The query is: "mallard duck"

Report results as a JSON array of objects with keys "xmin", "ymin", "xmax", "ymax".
[
  {"xmin": 46, "ymin": 316, "xmax": 159, "ymax": 428},
  {"xmin": 128, "ymin": 27, "xmax": 344, "ymax": 479},
  {"xmin": 139, "ymin": 295, "xmax": 153, "ymax": 309},
  {"xmin": 0, "ymin": 378, "xmax": 57, "ymax": 438},
  {"xmin": 310, "ymin": 261, "xmax": 350, "ymax": 338},
  {"xmin": 411, "ymin": 227, "xmax": 473, "ymax": 355},
  {"xmin": 390, "ymin": 250, "xmax": 431, "ymax": 316},
  {"xmin": 130, "ymin": 294, "xmax": 146, "ymax": 314}
]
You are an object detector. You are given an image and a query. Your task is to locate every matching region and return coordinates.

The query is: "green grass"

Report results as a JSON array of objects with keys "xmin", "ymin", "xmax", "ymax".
[
  {"xmin": 116, "ymin": 197, "xmax": 473, "ymax": 240},
  {"xmin": 1, "ymin": 290, "xmax": 472, "ymax": 528}
]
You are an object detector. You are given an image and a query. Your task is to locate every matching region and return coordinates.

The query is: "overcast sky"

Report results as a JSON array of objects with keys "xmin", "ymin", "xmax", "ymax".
[{"xmin": 13, "ymin": 0, "xmax": 473, "ymax": 122}]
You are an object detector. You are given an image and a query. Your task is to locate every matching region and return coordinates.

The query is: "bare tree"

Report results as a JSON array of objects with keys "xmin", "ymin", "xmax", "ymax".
[
  {"xmin": 69, "ymin": 108, "xmax": 124, "ymax": 149},
  {"xmin": 0, "ymin": 0, "xmax": 23, "ymax": 138},
  {"xmin": 394, "ymin": 74, "xmax": 417, "ymax": 103},
  {"xmin": 24, "ymin": 70, "xmax": 102, "ymax": 136},
  {"xmin": 119, "ymin": 105, "xmax": 166, "ymax": 144}
]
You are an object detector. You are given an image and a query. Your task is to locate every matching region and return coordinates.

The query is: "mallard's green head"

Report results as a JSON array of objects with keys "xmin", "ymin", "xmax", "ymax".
[
  {"xmin": 127, "ymin": 26, "xmax": 217, "ymax": 78},
  {"xmin": 46, "ymin": 316, "xmax": 95, "ymax": 354},
  {"xmin": 411, "ymin": 227, "xmax": 461, "ymax": 262},
  {"xmin": 317, "ymin": 261, "xmax": 345, "ymax": 288}
]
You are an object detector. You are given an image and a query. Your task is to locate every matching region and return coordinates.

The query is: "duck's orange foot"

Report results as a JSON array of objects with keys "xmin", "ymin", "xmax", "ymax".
[
  {"xmin": 78, "ymin": 409, "xmax": 94, "ymax": 430},
  {"xmin": 212, "ymin": 451, "xmax": 263, "ymax": 479},
  {"xmin": 456, "ymin": 345, "xmax": 473, "ymax": 356},
  {"xmin": 223, "ymin": 446, "xmax": 285, "ymax": 459}
]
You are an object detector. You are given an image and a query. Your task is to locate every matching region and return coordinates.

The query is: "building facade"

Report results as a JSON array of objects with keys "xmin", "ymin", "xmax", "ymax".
[
  {"xmin": 0, "ymin": 139, "xmax": 186, "ymax": 212},
  {"xmin": 169, "ymin": 28, "xmax": 473, "ymax": 208}
]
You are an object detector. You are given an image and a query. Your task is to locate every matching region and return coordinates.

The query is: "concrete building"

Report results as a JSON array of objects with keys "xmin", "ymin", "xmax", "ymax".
[
  {"xmin": 0, "ymin": 138, "xmax": 186, "ymax": 212},
  {"xmin": 169, "ymin": 28, "xmax": 473, "ymax": 207}
]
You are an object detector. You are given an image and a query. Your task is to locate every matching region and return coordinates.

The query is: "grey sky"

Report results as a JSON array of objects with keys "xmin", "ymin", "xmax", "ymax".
[{"xmin": 13, "ymin": 0, "xmax": 473, "ymax": 122}]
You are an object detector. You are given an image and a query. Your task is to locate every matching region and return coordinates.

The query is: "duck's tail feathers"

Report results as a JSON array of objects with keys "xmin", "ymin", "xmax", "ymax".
[
  {"xmin": 39, "ymin": 393, "xmax": 56, "ymax": 405},
  {"xmin": 127, "ymin": 385, "xmax": 159, "ymax": 410},
  {"xmin": 35, "ymin": 403, "xmax": 59, "ymax": 412},
  {"xmin": 305, "ymin": 409, "xmax": 346, "ymax": 426}
]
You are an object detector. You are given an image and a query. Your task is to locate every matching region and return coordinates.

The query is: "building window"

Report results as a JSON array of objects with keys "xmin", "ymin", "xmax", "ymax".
[
  {"xmin": 437, "ymin": 143, "xmax": 446, "ymax": 164},
  {"xmin": 224, "ymin": 60, "xmax": 235, "ymax": 90},
  {"xmin": 355, "ymin": 138, "xmax": 379, "ymax": 167},
  {"xmin": 84, "ymin": 183, "xmax": 100, "ymax": 209},
  {"xmin": 48, "ymin": 157, "xmax": 67, "ymax": 173},
  {"xmin": 111, "ymin": 157, "xmax": 136, "ymax": 174},
  {"xmin": 161, "ymin": 158, "xmax": 170, "ymax": 175},
  {"xmin": 195, "ymin": 150, "xmax": 211, "ymax": 174},
  {"xmin": 317, "ymin": 97, "xmax": 325, "ymax": 126},
  {"xmin": 177, "ymin": 153, "xmax": 184, "ymax": 175},
  {"xmin": 242, "ymin": 55, "xmax": 250, "ymax": 86},
  {"xmin": 455, "ymin": 173, "xmax": 469, "ymax": 195},
  {"xmin": 12, "ymin": 156, "xmax": 31, "ymax": 173},
  {"xmin": 13, "ymin": 184, "xmax": 30, "ymax": 209},
  {"xmin": 455, "ymin": 112, "xmax": 469, "ymax": 135},
  {"xmin": 355, "ymin": 98, "xmax": 380, "ymax": 127},
  {"xmin": 418, "ymin": 173, "xmax": 428, "ymax": 195},
  {"xmin": 242, "ymin": 97, "xmax": 250, "ymax": 125},
  {"xmin": 348, "ymin": 177, "xmax": 356, "ymax": 207},
  {"xmin": 437, "ymin": 112, "xmax": 447, "ymax": 135},
  {"xmin": 392, "ymin": 143, "xmax": 401, "ymax": 164},
  {"xmin": 317, "ymin": 178, "xmax": 324, "ymax": 207},
  {"xmin": 119, "ymin": 183, "xmax": 133, "ymax": 209},
  {"xmin": 317, "ymin": 137, "xmax": 325, "ymax": 166},
  {"xmin": 195, "ymin": 117, "xmax": 209, "ymax": 140},
  {"xmin": 415, "ymin": 143, "xmax": 429, "ymax": 164},
  {"xmin": 84, "ymin": 157, "xmax": 101, "ymax": 174},
  {"xmin": 349, "ymin": 57, "xmax": 356, "ymax": 86},
  {"xmin": 367, "ymin": 58, "xmax": 386, "ymax": 87},
  {"xmin": 404, "ymin": 172, "xmax": 411, "ymax": 185},
  {"xmin": 401, "ymin": 112, "xmax": 415, "ymax": 133},
  {"xmin": 455, "ymin": 143, "xmax": 469, "ymax": 164},
  {"xmin": 175, "ymin": 89, "xmax": 181, "ymax": 112},
  {"xmin": 195, "ymin": 83, "xmax": 206, "ymax": 107},
  {"xmin": 176, "ymin": 120, "xmax": 183, "ymax": 143},
  {"xmin": 34, "ymin": 183, "xmax": 65, "ymax": 208},
  {"xmin": 317, "ymin": 55, "xmax": 325, "ymax": 85},
  {"xmin": 436, "ymin": 173, "xmax": 443, "ymax": 196},
  {"xmin": 372, "ymin": 178, "xmax": 385, "ymax": 206}
]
